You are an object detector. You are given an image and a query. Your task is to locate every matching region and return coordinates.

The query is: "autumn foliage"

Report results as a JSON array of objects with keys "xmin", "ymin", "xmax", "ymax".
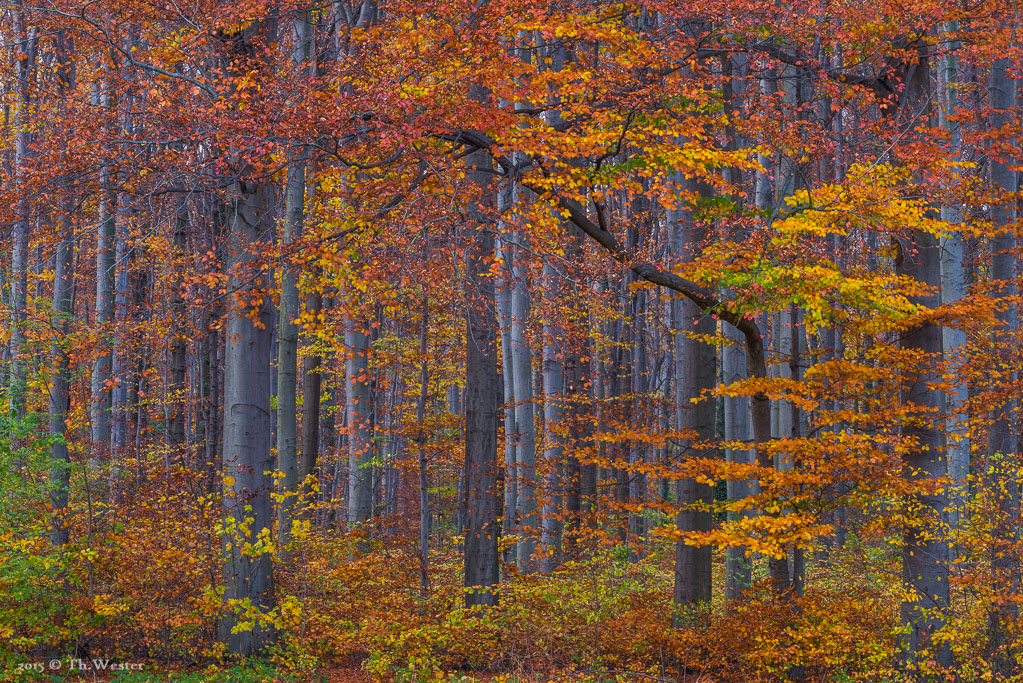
[{"xmin": 0, "ymin": 0, "xmax": 1022, "ymax": 681}]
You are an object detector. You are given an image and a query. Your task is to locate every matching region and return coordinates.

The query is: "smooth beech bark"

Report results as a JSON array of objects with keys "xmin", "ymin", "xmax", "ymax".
[
  {"xmin": 893, "ymin": 47, "xmax": 953, "ymax": 672},
  {"xmin": 48, "ymin": 30, "xmax": 75, "ymax": 547},
  {"xmin": 277, "ymin": 5, "xmax": 314, "ymax": 545},
  {"xmin": 495, "ymin": 230, "xmax": 518, "ymax": 567},
  {"xmin": 220, "ymin": 181, "xmax": 276, "ymax": 655},
  {"xmin": 540, "ymin": 257, "xmax": 565, "ymax": 572},
  {"xmin": 217, "ymin": 17, "xmax": 277, "ymax": 655},
  {"xmin": 346, "ymin": 315, "xmax": 374, "ymax": 528},
  {"xmin": 669, "ymin": 180, "xmax": 716, "ymax": 618},
  {"xmin": 50, "ymin": 201, "xmax": 75, "ymax": 546},
  {"xmin": 168, "ymin": 201, "xmax": 188, "ymax": 457},
  {"xmin": 462, "ymin": 146, "xmax": 500, "ymax": 608},
  {"xmin": 508, "ymin": 229, "xmax": 537, "ymax": 572},
  {"xmin": 985, "ymin": 53, "xmax": 1018, "ymax": 671},
  {"xmin": 8, "ymin": 7, "xmax": 34, "ymax": 417}
]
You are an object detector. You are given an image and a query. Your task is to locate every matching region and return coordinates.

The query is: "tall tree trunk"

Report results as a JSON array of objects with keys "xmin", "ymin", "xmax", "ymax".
[
  {"xmin": 895, "ymin": 228, "xmax": 952, "ymax": 670},
  {"xmin": 91, "ymin": 213, "xmax": 116, "ymax": 451},
  {"xmin": 91, "ymin": 72, "xmax": 116, "ymax": 451},
  {"xmin": 894, "ymin": 47, "xmax": 953, "ymax": 672},
  {"xmin": 986, "ymin": 53, "xmax": 1018, "ymax": 672},
  {"xmin": 581, "ymin": 279, "xmax": 603, "ymax": 518},
  {"xmin": 540, "ymin": 258, "xmax": 565, "ymax": 572},
  {"xmin": 8, "ymin": 9, "xmax": 35, "ymax": 417},
  {"xmin": 629, "ymin": 281, "xmax": 648, "ymax": 557},
  {"xmin": 277, "ymin": 151, "xmax": 303, "ymax": 543},
  {"xmin": 670, "ymin": 181, "xmax": 716, "ymax": 617},
  {"xmin": 277, "ymin": 4, "xmax": 314, "ymax": 544},
  {"xmin": 299, "ymin": 289, "xmax": 321, "ymax": 515},
  {"xmin": 937, "ymin": 21, "xmax": 969, "ymax": 526},
  {"xmin": 723, "ymin": 323, "xmax": 753, "ymax": 600},
  {"xmin": 220, "ymin": 182, "xmax": 276, "ymax": 655},
  {"xmin": 789, "ymin": 305, "xmax": 806, "ymax": 598},
  {"xmin": 50, "ymin": 202, "xmax": 75, "ymax": 546},
  {"xmin": 509, "ymin": 229, "xmax": 537, "ymax": 571},
  {"xmin": 416, "ymin": 297, "xmax": 431, "ymax": 597},
  {"xmin": 346, "ymin": 314, "xmax": 374, "ymax": 528},
  {"xmin": 495, "ymin": 232, "xmax": 518, "ymax": 568},
  {"xmin": 110, "ymin": 192, "xmax": 132, "ymax": 470},
  {"xmin": 168, "ymin": 200, "xmax": 188, "ymax": 457},
  {"xmin": 49, "ymin": 30, "xmax": 75, "ymax": 547},
  {"xmin": 563, "ymin": 337, "xmax": 588, "ymax": 556},
  {"xmin": 462, "ymin": 147, "xmax": 500, "ymax": 607}
]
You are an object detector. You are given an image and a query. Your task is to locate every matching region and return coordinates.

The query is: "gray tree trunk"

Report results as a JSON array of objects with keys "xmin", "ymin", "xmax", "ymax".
[
  {"xmin": 49, "ymin": 31, "xmax": 75, "ymax": 547},
  {"xmin": 986, "ymin": 54, "xmax": 1018, "ymax": 671},
  {"xmin": 540, "ymin": 258, "xmax": 565, "ymax": 572},
  {"xmin": 509, "ymin": 229, "xmax": 537, "ymax": 571},
  {"xmin": 937, "ymin": 22, "xmax": 969, "ymax": 524},
  {"xmin": 276, "ymin": 152, "xmax": 303, "ymax": 542},
  {"xmin": 629, "ymin": 282, "xmax": 648, "ymax": 556},
  {"xmin": 723, "ymin": 323, "xmax": 753, "ymax": 600},
  {"xmin": 110, "ymin": 192, "xmax": 132, "ymax": 466},
  {"xmin": 346, "ymin": 315, "xmax": 374, "ymax": 527},
  {"xmin": 8, "ymin": 12, "xmax": 35, "ymax": 416},
  {"xmin": 669, "ymin": 181, "xmax": 716, "ymax": 617},
  {"xmin": 277, "ymin": 5, "xmax": 314, "ymax": 544},
  {"xmin": 495, "ymin": 228, "xmax": 518, "ymax": 569},
  {"xmin": 168, "ymin": 201, "xmax": 188, "ymax": 456},
  {"xmin": 462, "ymin": 147, "xmax": 500, "ymax": 607},
  {"xmin": 299, "ymin": 288, "xmax": 322, "ymax": 513},
  {"xmin": 220, "ymin": 181, "xmax": 276, "ymax": 655},
  {"xmin": 91, "ymin": 73, "xmax": 116, "ymax": 450},
  {"xmin": 416, "ymin": 298, "xmax": 431, "ymax": 597},
  {"xmin": 894, "ymin": 48, "xmax": 953, "ymax": 672},
  {"xmin": 50, "ymin": 203, "xmax": 75, "ymax": 546},
  {"xmin": 896, "ymin": 229, "xmax": 953, "ymax": 669}
]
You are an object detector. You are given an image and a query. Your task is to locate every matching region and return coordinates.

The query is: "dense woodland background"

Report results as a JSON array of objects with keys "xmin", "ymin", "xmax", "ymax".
[{"xmin": 1, "ymin": 0, "xmax": 1022, "ymax": 680}]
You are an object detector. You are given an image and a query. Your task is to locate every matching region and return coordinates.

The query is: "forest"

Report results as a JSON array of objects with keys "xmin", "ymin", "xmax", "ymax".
[{"xmin": 0, "ymin": 0, "xmax": 1021, "ymax": 680}]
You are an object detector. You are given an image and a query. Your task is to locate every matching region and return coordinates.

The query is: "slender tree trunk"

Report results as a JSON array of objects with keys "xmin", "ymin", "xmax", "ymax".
[
  {"xmin": 462, "ymin": 147, "xmax": 500, "ymax": 607},
  {"xmin": 564, "ymin": 337, "xmax": 588, "ymax": 556},
  {"xmin": 49, "ymin": 31, "xmax": 75, "ymax": 546},
  {"xmin": 509, "ymin": 229, "xmax": 537, "ymax": 571},
  {"xmin": 91, "ymin": 73, "xmax": 116, "ymax": 451},
  {"xmin": 896, "ymin": 228, "xmax": 952, "ymax": 669},
  {"xmin": 8, "ymin": 11, "xmax": 35, "ymax": 417},
  {"xmin": 277, "ymin": 152, "xmax": 303, "ymax": 543},
  {"xmin": 346, "ymin": 314, "xmax": 374, "ymax": 528},
  {"xmin": 168, "ymin": 200, "xmax": 188, "ymax": 457},
  {"xmin": 90, "ymin": 174, "xmax": 116, "ymax": 448},
  {"xmin": 986, "ymin": 54, "xmax": 1018, "ymax": 672},
  {"xmin": 495, "ymin": 232, "xmax": 518, "ymax": 568},
  {"xmin": 937, "ymin": 22, "xmax": 969, "ymax": 526},
  {"xmin": 206, "ymin": 298, "xmax": 222, "ymax": 493},
  {"xmin": 629, "ymin": 282, "xmax": 648, "ymax": 557},
  {"xmin": 299, "ymin": 289, "xmax": 321, "ymax": 513},
  {"xmin": 580, "ymin": 280, "xmax": 602, "ymax": 518},
  {"xmin": 50, "ymin": 203, "xmax": 75, "ymax": 546},
  {"xmin": 416, "ymin": 297, "xmax": 431, "ymax": 597},
  {"xmin": 278, "ymin": 5, "xmax": 314, "ymax": 544},
  {"xmin": 789, "ymin": 305, "xmax": 806, "ymax": 598},
  {"xmin": 540, "ymin": 258, "xmax": 565, "ymax": 572},
  {"xmin": 110, "ymin": 191, "xmax": 132, "ymax": 478},
  {"xmin": 723, "ymin": 324, "xmax": 753, "ymax": 600}
]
